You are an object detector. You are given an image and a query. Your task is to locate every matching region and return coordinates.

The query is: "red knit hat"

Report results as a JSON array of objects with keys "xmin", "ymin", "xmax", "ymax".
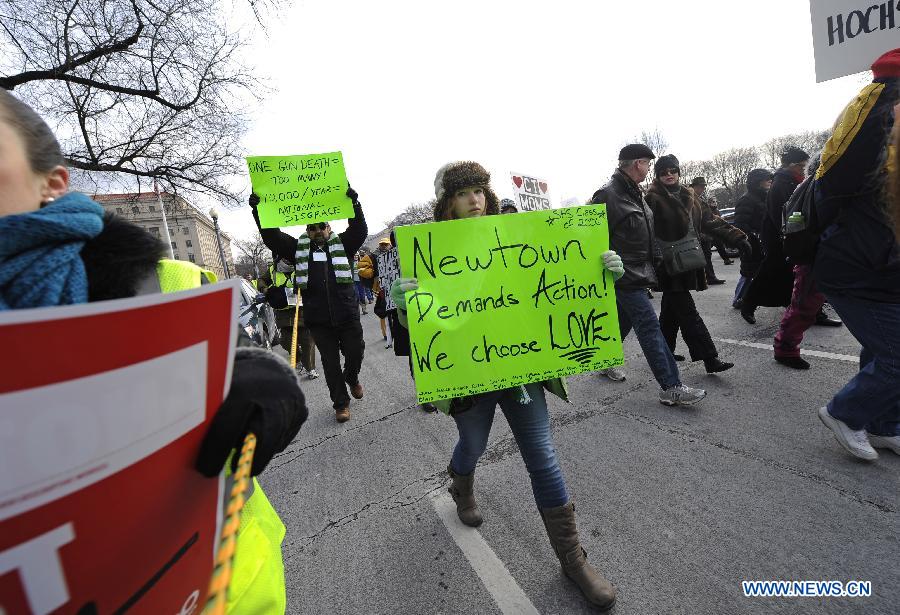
[{"xmin": 871, "ymin": 48, "xmax": 900, "ymax": 78}]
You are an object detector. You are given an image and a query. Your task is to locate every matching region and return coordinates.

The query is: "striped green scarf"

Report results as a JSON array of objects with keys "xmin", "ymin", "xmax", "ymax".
[{"xmin": 295, "ymin": 233, "xmax": 353, "ymax": 289}]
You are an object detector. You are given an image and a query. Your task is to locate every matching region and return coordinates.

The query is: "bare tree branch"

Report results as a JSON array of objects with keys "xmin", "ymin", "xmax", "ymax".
[{"xmin": 0, "ymin": 0, "xmax": 270, "ymax": 207}]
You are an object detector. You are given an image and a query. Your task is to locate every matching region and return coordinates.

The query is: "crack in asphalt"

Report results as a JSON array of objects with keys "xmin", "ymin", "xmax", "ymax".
[
  {"xmin": 278, "ymin": 370, "xmax": 893, "ymax": 552},
  {"xmin": 282, "ymin": 469, "xmax": 447, "ymax": 560},
  {"xmin": 270, "ymin": 405, "xmax": 414, "ymax": 471}
]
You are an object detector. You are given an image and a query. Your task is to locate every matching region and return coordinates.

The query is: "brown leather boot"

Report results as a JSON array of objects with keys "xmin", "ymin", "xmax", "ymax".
[
  {"xmin": 350, "ymin": 382, "xmax": 364, "ymax": 399},
  {"xmin": 540, "ymin": 502, "xmax": 616, "ymax": 611},
  {"xmin": 335, "ymin": 405, "xmax": 350, "ymax": 423},
  {"xmin": 447, "ymin": 465, "xmax": 483, "ymax": 527}
]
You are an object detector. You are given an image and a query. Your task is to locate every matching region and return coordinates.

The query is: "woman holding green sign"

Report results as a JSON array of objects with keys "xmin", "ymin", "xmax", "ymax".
[{"xmin": 391, "ymin": 161, "xmax": 623, "ymax": 612}]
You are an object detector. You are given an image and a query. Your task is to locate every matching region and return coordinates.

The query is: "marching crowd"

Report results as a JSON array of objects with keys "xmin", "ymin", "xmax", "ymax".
[{"xmin": 1, "ymin": 48, "xmax": 899, "ymax": 613}]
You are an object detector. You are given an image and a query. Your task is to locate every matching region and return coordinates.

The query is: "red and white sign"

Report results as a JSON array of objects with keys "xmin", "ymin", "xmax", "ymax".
[
  {"xmin": 510, "ymin": 172, "xmax": 552, "ymax": 211},
  {"xmin": 0, "ymin": 281, "xmax": 239, "ymax": 615}
]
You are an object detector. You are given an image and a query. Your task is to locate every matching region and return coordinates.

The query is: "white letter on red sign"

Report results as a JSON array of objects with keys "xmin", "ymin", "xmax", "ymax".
[{"xmin": 0, "ymin": 524, "xmax": 75, "ymax": 614}]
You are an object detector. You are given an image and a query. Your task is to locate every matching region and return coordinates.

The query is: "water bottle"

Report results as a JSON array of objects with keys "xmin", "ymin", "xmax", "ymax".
[{"xmin": 786, "ymin": 212, "xmax": 805, "ymax": 233}]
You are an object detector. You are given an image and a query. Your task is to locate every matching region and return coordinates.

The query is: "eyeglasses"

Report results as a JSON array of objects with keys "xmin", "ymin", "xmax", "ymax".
[
  {"xmin": 660, "ymin": 168, "xmax": 680, "ymax": 176},
  {"xmin": 306, "ymin": 223, "xmax": 327, "ymax": 231}
]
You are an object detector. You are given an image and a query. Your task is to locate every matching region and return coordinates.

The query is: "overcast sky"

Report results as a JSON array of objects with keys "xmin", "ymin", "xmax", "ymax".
[{"xmin": 217, "ymin": 0, "xmax": 868, "ymax": 242}]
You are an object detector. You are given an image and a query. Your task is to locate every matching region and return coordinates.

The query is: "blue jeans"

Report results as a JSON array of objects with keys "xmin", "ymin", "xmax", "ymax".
[
  {"xmin": 733, "ymin": 275, "xmax": 750, "ymax": 307},
  {"xmin": 354, "ymin": 281, "xmax": 366, "ymax": 303},
  {"xmin": 616, "ymin": 288, "xmax": 680, "ymax": 390},
  {"xmin": 450, "ymin": 383, "xmax": 569, "ymax": 509},
  {"xmin": 825, "ymin": 294, "xmax": 900, "ymax": 437}
]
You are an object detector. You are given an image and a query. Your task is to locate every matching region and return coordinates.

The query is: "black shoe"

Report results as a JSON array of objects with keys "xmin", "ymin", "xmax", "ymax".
[
  {"xmin": 722, "ymin": 258, "xmax": 734, "ymax": 265},
  {"xmin": 732, "ymin": 299, "xmax": 743, "ymax": 309},
  {"xmin": 708, "ymin": 278, "xmax": 726, "ymax": 285},
  {"xmin": 704, "ymin": 357, "xmax": 734, "ymax": 373},
  {"xmin": 775, "ymin": 356, "xmax": 810, "ymax": 370},
  {"xmin": 814, "ymin": 307, "xmax": 842, "ymax": 327},
  {"xmin": 673, "ymin": 354, "xmax": 686, "ymax": 362},
  {"xmin": 419, "ymin": 403, "xmax": 438, "ymax": 413},
  {"xmin": 740, "ymin": 305, "xmax": 756, "ymax": 324}
]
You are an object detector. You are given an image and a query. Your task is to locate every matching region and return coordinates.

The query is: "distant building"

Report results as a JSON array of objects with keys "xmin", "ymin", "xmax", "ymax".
[{"xmin": 92, "ymin": 192, "xmax": 235, "ymax": 279}]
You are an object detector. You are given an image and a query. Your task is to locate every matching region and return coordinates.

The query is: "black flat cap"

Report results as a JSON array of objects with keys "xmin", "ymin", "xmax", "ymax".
[{"xmin": 618, "ymin": 143, "xmax": 656, "ymax": 161}]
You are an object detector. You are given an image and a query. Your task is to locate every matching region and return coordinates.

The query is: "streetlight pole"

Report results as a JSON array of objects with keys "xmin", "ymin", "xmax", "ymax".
[
  {"xmin": 154, "ymin": 180, "xmax": 175, "ymax": 259},
  {"xmin": 209, "ymin": 207, "xmax": 231, "ymax": 279}
]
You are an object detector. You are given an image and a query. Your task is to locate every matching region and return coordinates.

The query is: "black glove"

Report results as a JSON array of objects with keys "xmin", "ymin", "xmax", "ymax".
[
  {"xmin": 264, "ymin": 285, "xmax": 288, "ymax": 310},
  {"xmin": 196, "ymin": 348, "xmax": 308, "ymax": 477},
  {"xmin": 346, "ymin": 185, "xmax": 359, "ymax": 204},
  {"xmin": 249, "ymin": 192, "xmax": 260, "ymax": 207},
  {"xmin": 736, "ymin": 238, "xmax": 752, "ymax": 257}
]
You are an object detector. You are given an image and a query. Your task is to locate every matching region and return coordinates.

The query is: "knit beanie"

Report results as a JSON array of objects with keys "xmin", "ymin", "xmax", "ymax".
[
  {"xmin": 432, "ymin": 161, "xmax": 500, "ymax": 221},
  {"xmin": 872, "ymin": 48, "xmax": 900, "ymax": 79},
  {"xmin": 747, "ymin": 168, "xmax": 774, "ymax": 191},
  {"xmin": 654, "ymin": 154, "xmax": 680, "ymax": 177}
]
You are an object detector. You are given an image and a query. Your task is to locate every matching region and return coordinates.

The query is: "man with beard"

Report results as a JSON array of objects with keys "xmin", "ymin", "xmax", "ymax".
[{"xmin": 250, "ymin": 189, "xmax": 368, "ymax": 422}]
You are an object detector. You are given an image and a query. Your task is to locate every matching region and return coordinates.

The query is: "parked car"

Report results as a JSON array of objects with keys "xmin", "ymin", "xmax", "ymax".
[
  {"xmin": 239, "ymin": 279, "xmax": 279, "ymax": 350},
  {"xmin": 718, "ymin": 206, "xmax": 735, "ymax": 223}
]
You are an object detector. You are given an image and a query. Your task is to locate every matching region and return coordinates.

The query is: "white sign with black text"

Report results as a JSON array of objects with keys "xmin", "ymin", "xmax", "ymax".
[
  {"xmin": 810, "ymin": 0, "xmax": 900, "ymax": 82},
  {"xmin": 377, "ymin": 248, "xmax": 400, "ymax": 311},
  {"xmin": 510, "ymin": 172, "xmax": 551, "ymax": 211}
]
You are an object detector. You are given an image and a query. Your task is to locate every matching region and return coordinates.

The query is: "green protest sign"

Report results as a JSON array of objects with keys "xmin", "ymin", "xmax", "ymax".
[
  {"xmin": 246, "ymin": 151, "xmax": 354, "ymax": 228},
  {"xmin": 395, "ymin": 206, "xmax": 623, "ymax": 404}
]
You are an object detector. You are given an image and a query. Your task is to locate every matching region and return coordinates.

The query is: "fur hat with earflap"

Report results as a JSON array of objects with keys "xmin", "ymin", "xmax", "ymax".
[{"xmin": 431, "ymin": 161, "xmax": 500, "ymax": 221}]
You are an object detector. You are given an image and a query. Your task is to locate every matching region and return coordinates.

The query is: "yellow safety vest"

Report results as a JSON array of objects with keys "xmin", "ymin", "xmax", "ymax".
[
  {"xmin": 156, "ymin": 259, "xmax": 288, "ymax": 614},
  {"xmin": 268, "ymin": 264, "xmax": 293, "ymax": 289},
  {"xmin": 268, "ymin": 264, "xmax": 298, "ymax": 311}
]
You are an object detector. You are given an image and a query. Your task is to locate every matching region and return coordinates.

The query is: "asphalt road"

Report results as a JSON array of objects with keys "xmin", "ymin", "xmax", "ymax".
[{"xmin": 259, "ymin": 260, "xmax": 899, "ymax": 615}]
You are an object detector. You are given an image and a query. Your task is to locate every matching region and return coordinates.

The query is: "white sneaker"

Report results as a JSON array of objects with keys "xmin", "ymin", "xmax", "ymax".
[
  {"xmin": 867, "ymin": 433, "xmax": 900, "ymax": 456},
  {"xmin": 599, "ymin": 367, "xmax": 626, "ymax": 382},
  {"xmin": 295, "ymin": 366, "xmax": 307, "ymax": 377},
  {"xmin": 659, "ymin": 384, "xmax": 706, "ymax": 406},
  {"xmin": 818, "ymin": 407, "xmax": 878, "ymax": 461},
  {"xmin": 307, "ymin": 369, "xmax": 319, "ymax": 380},
  {"xmin": 385, "ymin": 341, "xmax": 393, "ymax": 349}
]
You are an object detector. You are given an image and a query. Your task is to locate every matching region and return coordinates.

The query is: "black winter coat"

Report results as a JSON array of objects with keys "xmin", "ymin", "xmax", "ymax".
[
  {"xmin": 762, "ymin": 168, "xmax": 801, "ymax": 253},
  {"xmin": 591, "ymin": 170, "xmax": 659, "ymax": 290},
  {"xmin": 814, "ymin": 77, "xmax": 900, "ymax": 304},
  {"xmin": 252, "ymin": 201, "xmax": 369, "ymax": 327},
  {"xmin": 743, "ymin": 168, "xmax": 801, "ymax": 308},
  {"xmin": 733, "ymin": 188, "xmax": 768, "ymax": 276},
  {"xmin": 645, "ymin": 182, "xmax": 746, "ymax": 292}
]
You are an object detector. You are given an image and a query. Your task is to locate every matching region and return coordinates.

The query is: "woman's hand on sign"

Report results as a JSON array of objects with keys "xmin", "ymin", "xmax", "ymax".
[
  {"xmin": 249, "ymin": 192, "xmax": 260, "ymax": 207},
  {"xmin": 601, "ymin": 250, "xmax": 625, "ymax": 281},
  {"xmin": 390, "ymin": 277, "xmax": 418, "ymax": 311}
]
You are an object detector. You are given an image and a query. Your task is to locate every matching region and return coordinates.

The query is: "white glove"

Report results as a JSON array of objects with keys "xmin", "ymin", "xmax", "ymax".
[
  {"xmin": 390, "ymin": 277, "xmax": 419, "ymax": 310},
  {"xmin": 601, "ymin": 250, "xmax": 625, "ymax": 281}
]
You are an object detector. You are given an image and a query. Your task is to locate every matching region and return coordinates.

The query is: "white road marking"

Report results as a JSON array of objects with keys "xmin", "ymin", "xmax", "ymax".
[
  {"xmin": 429, "ymin": 491, "xmax": 541, "ymax": 615},
  {"xmin": 714, "ymin": 338, "xmax": 859, "ymax": 363}
]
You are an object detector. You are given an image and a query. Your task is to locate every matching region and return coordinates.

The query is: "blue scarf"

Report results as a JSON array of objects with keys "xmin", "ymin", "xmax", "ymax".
[{"xmin": 0, "ymin": 192, "xmax": 105, "ymax": 309}]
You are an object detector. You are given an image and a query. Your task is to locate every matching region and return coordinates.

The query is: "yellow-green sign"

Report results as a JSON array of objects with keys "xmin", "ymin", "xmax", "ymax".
[
  {"xmin": 246, "ymin": 151, "xmax": 354, "ymax": 228},
  {"xmin": 395, "ymin": 206, "xmax": 623, "ymax": 404}
]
